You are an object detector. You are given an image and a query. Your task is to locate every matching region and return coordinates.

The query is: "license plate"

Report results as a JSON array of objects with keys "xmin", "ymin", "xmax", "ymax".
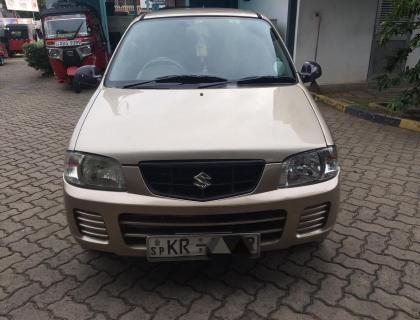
[
  {"xmin": 55, "ymin": 40, "xmax": 82, "ymax": 47},
  {"xmin": 146, "ymin": 233, "xmax": 260, "ymax": 261}
]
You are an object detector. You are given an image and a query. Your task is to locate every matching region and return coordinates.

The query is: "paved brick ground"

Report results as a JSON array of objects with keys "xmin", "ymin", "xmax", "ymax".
[{"xmin": 1, "ymin": 58, "xmax": 420, "ymax": 320}]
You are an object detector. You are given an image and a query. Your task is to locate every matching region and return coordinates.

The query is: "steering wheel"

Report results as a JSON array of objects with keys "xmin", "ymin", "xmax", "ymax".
[{"xmin": 137, "ymin": 57, "xmax": 186, "ymax": 79}]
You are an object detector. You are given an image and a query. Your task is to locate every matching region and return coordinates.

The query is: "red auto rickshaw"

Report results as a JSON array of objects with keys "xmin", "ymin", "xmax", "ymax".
[
  {"xmin": 41, "ymin": 5, "xmax": 109, "ymax": 91},
  {"xmin": 4, "ymin": 24, "xmax": 34, "ymax": 56},
  {"xmin": 0, "ymin": 44, "xmax": 6, "ymax": 65}
]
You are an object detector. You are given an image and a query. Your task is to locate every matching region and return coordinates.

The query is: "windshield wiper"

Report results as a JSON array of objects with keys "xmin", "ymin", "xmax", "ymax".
[
  {"xmin": 122, "ymin": 75, "xmax": 228, "ymax": 89},
  {"xmin": 68, "ymin": 21, "xmax": 85, "ymax": 40},
  {"xmin": 237, "ymin": 75, "xmax": 296, "ymax": 84},
  {"xmin": 199, "ymin": 75, "xmax": 296, "ymax": 88}
]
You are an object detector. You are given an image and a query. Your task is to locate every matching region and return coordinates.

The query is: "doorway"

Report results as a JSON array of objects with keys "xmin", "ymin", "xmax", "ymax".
[{"xmin": 189, "ymin": 0, "xmax": 238, "ymax": 8}]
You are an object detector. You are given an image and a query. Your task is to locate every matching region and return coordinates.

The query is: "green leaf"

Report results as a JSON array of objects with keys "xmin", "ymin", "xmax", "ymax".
[
  {"xmin": 22, "ymin": 41, "xmax": 52, "ymax": 74},
  {"xmin": 377, "ymin": 0, "xmax": 420, "ymax": 109}
]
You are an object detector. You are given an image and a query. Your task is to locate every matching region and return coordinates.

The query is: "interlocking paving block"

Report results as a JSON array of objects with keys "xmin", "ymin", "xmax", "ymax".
[{"xmin": 1, "ymin": 58, "xmax": 420, "ymax": 320}]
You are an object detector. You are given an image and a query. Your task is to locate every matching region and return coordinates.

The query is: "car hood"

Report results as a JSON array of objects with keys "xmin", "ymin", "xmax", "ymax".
[{"xmin": 73, "ymin": 85, "xmax": 327, "ymax": 164}]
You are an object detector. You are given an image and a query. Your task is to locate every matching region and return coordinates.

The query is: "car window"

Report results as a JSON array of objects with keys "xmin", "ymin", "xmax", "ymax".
[{"xmin": 105, "ymin": 17, "xmax": 296, "ymax": 87}]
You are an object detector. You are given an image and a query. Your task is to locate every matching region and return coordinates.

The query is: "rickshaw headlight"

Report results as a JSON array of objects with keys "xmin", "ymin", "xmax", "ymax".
[
  {"xmin": 48, "ymin": 48, "xmax": 63, "ymax": 60},
  {"xmin": 77, "ymin": 45, "xmax": 93, "ymax": 58}
]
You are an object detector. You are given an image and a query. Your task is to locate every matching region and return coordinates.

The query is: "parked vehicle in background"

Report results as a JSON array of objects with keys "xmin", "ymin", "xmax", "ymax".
[
  {"xmin": 64, "ymin": 9, "xmax": 339, "ymax": 261},
  {"xmin": 0, "ymin": 26, "xmax": 6, "ymax": 64},
  {"xmin": 0, "ymin": 43, "xmax": 5, "ymax": 65},
  {"xmin": 0, "ymin": 26, "xmax": 7, "ymax": 66},
  {"xmin": 4, "ymin": 24, "xmax": 34, "ymax": 56},
  {"xmin": 41, "ymin": 4, "xmax": 109, "ymax": 92}
]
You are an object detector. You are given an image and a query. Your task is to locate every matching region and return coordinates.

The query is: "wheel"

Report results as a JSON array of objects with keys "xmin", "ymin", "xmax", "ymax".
[
  {"xmin": 0, "ymin": 56, "xmax": 4, "ymax": 66},
  {"xmin": 72, "ymin": 78, "xmax": 81, "ymax": 93}
]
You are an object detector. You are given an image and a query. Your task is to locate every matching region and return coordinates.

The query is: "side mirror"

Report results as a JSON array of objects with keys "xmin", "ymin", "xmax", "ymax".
[
  {"xmin": 73, "ymin": 65, "xmax": 102, "ymax": 93},
  {"xmin": 299, "ymin": 61, "xmax": 322, "ymax": 83}
]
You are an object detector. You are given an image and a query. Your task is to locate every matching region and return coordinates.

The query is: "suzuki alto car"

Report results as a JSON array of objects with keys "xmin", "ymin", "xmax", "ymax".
[{"xmin": 64, "ymin": 8, "xmax": 339, "ymax": 261}]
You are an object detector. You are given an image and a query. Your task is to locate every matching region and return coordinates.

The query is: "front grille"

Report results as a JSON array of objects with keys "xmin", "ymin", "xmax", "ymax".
[
  {"xmin": 63, "ymin": 49, "xmax": 81, "ymax": 67},
  {"xmin": 74, "ymin": 209, "xmax": 108, "ymax": 242},
  {"xmin": 119, "ymin": 210, "xmax": 287, "ymax": 247},
  {"xmin": 297, "ymin": 203, "xmax": 330, "ymax": 235},
  {"xmin": 140, "ymin": 160, "xmax": 265, "ymax": 201}
]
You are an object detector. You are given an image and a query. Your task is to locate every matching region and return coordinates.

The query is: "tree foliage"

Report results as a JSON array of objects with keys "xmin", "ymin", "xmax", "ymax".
[
  {"xmin": 23, "ymin": 41, "xmax": 52, "ymax": 74},
  {"xmin": 377, "ymin": 0, "xmax": 420, "ymax": 110},
  {"xmin": 38, "ymin": 0, "xmax": 47, "ymax": 9}
]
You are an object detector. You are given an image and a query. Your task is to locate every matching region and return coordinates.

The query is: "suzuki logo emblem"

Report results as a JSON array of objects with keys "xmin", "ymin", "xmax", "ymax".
[{"xmin": 193, "ymin": 172, "xmax": 212, "ymax": 190}]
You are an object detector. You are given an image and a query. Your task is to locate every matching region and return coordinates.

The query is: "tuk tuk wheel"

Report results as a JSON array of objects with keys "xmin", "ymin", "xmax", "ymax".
[
  {"xmin": 0, "ymin": 56, "xmax": 4, "ymax": 66},
  {"xmin": 73, "ymin": 79, "xmax": 81, "ymax": 93}
]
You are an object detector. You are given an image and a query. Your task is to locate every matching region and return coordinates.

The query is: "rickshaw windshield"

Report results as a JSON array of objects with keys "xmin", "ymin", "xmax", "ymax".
[
  {"xmin": 5, "ymin": 26, "xmax": 29, "ymax": 39},
  {"xmin": 44, "ymin": 14, "xmax": 89, "ymax": 39},
  {"xmin": 8, "ymin": 30, "xmax": 29, "ymax": 39}
]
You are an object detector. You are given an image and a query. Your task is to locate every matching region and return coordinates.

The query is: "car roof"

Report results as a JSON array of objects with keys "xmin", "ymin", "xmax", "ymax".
[{"xmin": 138, "ymin": 8, "xmax": 259, "ymax": 21}]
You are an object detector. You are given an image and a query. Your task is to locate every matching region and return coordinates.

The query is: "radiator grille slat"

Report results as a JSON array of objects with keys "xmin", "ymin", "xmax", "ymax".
[
  {"xmin": 75, "ymin": 216, "xmax": 106, "ymax": 226},
  {"xmin": 297, "ymin": 223, "xmax": 325, "ymax": 234},
  {"xmin": 297, "ymin": 203, "xmax": 330, "ymax": 235},
  {"xmin": 298, "ymin": 210, "xmax": 328, "ymax": 222},
  {"xmin": 119, "ymin": 216, "xmax": 286, "ymax": 228},
  {"xmin": 76, "ymin": 211, "xmax": 104, "ymax": 221},
  {"xmin": 78, "ymin": 229, "xmax": 109, "ymax": 239},
  {"xmin": 298, "ymin": 216, "xmax": 326, "ymax": 228},
  {"xmin": 78, "ymin": 223, "xmax": 107, "ymax": 232},
  {"xmin": 119, "ymin": 210, "xmax": 287, "ymax": 247}
]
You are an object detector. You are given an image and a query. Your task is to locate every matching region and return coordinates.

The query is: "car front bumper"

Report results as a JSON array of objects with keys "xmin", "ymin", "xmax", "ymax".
[{"xmin": 63, "ymin": 167, "xmax": 340, "ymax": 257}]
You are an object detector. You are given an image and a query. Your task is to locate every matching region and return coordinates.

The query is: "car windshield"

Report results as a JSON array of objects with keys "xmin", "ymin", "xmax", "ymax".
[
  {"xmin": 105, "ymin": 16, "xmax": 296, "ymax": 88},
  {"xmin": 44, "ymin": 14, "xmax": 89, "ymax": 39}
]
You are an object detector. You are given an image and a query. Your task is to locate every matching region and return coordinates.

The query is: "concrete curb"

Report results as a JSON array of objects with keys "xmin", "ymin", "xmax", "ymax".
[{"xmin": 312, "ymin": 93, "xmax": 420, "ymax": 134}]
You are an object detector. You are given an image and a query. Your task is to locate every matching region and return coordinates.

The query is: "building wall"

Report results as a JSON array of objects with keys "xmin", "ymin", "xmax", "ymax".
[
  {"xmin": 407, "ymin": 46, "xmax": 420, "ymax": 69},
  {"xmin": 238, "ymin": 0, "xmax": 289, "ymax": 38},
  {"xmin": 294, "ymin": 0, "xmax": 378, "ymax": 85},
  {"xmin": 406, "ymin": 20, "xmax": 420, "ymax": 69}
]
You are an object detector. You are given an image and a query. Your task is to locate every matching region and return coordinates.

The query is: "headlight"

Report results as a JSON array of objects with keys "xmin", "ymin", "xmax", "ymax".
[
  {"xmin": 279, "ymin": 146, "xmax": 338, "ymax": 188},
  {"xmin": 64, "ymin": 152, "xmax": 126, "ymax": 191},
  {"xmin": 76, "ymin": 44, "xmax": 93, "ymax": 58},
  {"xmin": 48, "ymin": 48, "xmax": 63, "ymax": 60}
]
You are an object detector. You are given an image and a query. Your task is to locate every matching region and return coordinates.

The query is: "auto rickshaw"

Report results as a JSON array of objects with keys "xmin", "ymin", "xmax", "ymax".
[
  {"xmin": 0, "ymin": 27, "xmax": 7, "ymax": 65},
  {"xmin": 41, "ymin": 4, "xmax": 109, "ymax": 91},
  {"xmin": 4, "ymin": 24, "xmax": 34, "ymax": 56},
  {"xmin": 0, "ymin": 44, "xmax": 6, "ymax": 65}
]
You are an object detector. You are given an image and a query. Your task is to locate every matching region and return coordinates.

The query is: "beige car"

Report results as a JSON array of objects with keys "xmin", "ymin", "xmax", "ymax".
[{"xmin": 64, "ymin": 8, "xmax": 339, "ymax": 261}]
